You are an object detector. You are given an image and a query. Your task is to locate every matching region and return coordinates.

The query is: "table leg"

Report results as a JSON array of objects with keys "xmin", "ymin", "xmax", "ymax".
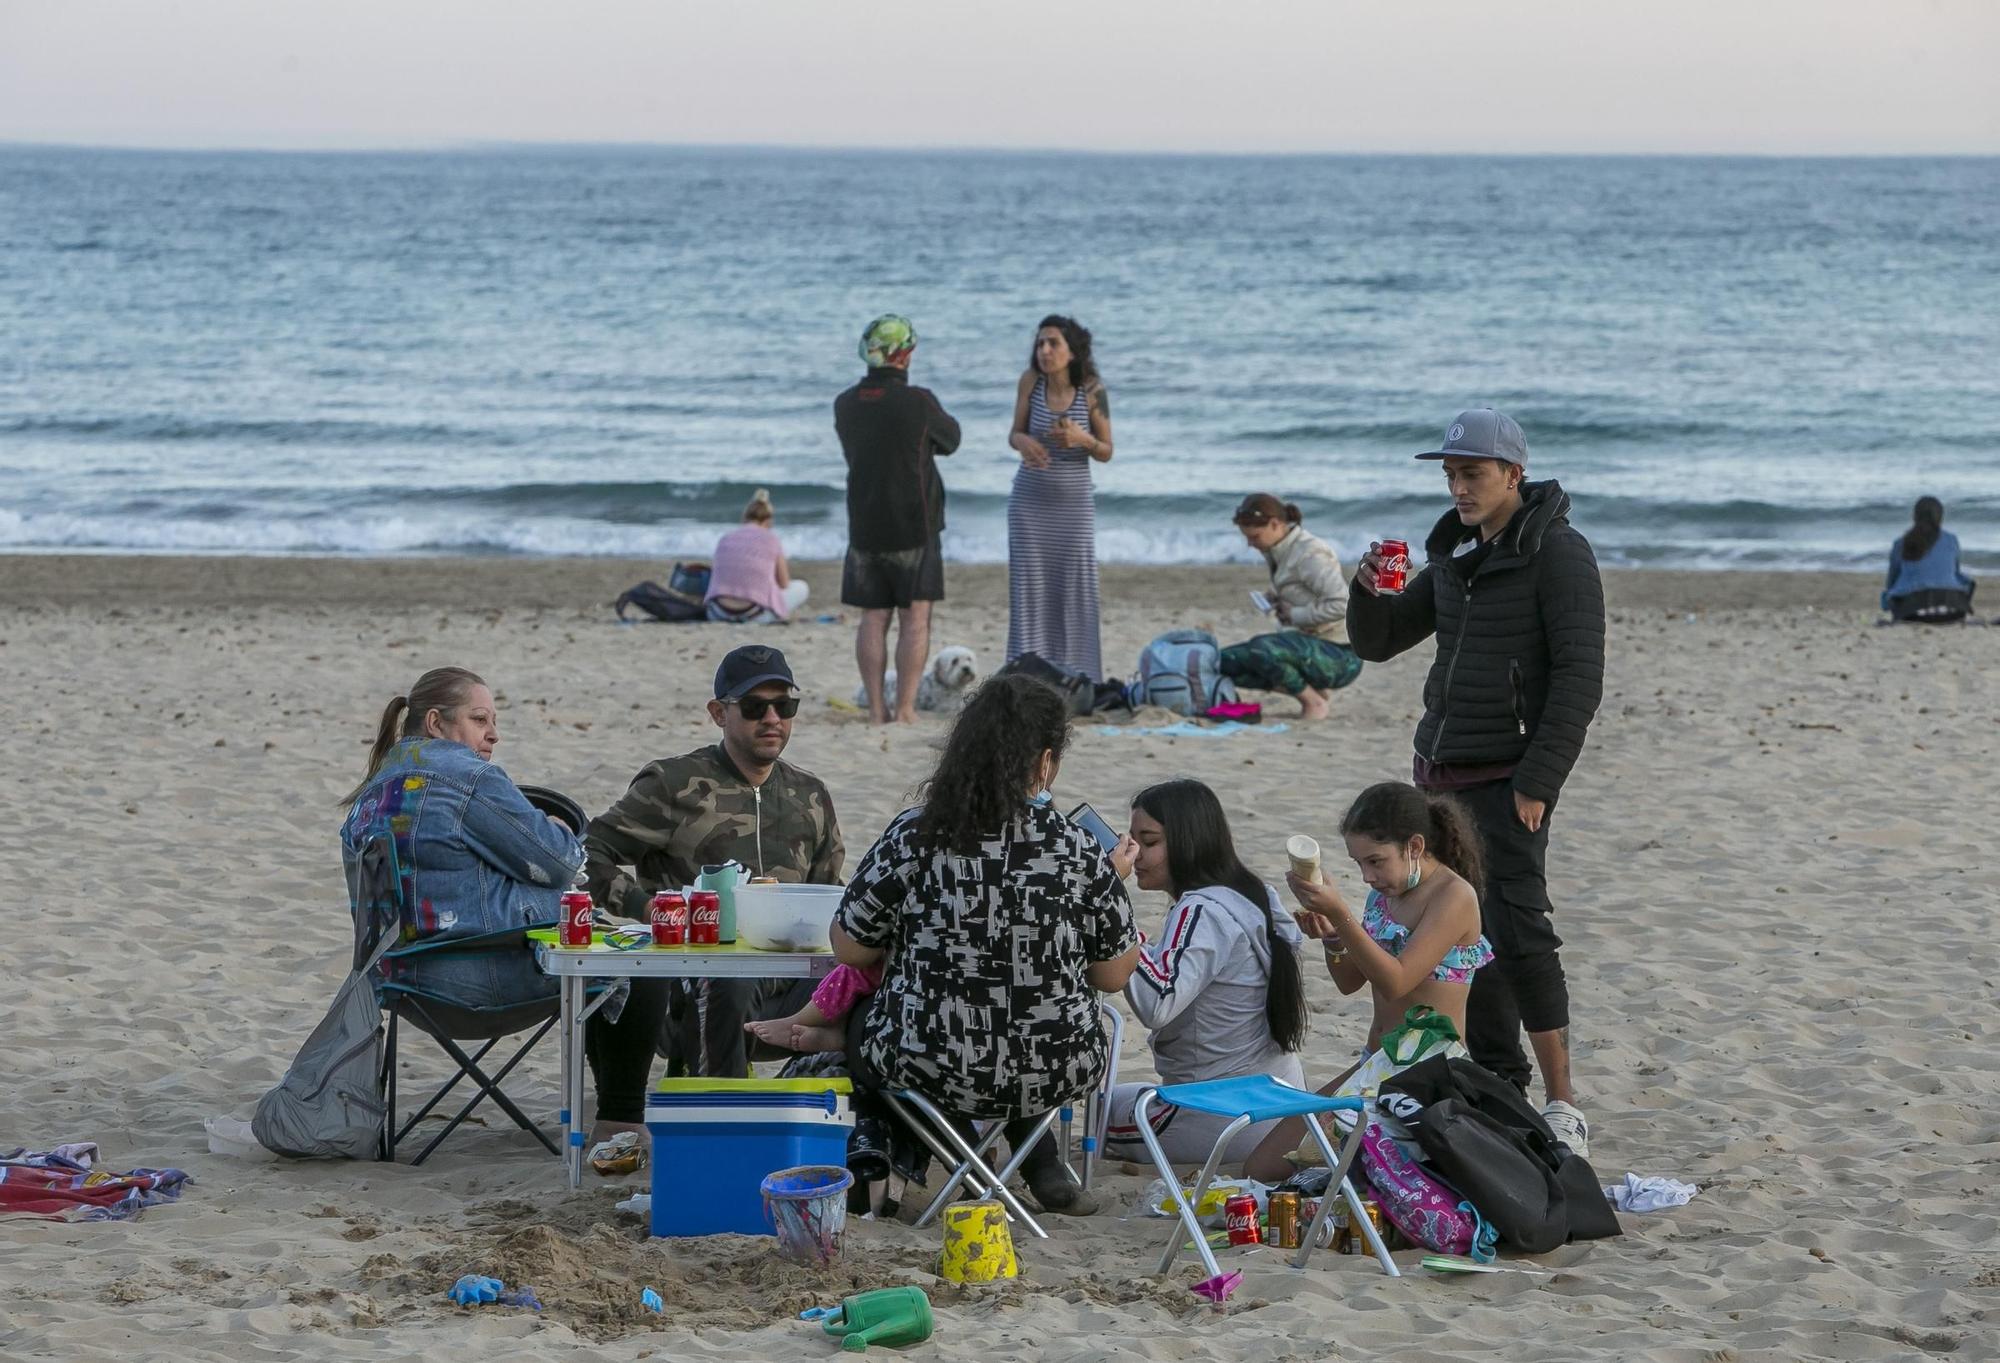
[{"xmin": 563, "ymin": 975, "xmax": 584, "ymax": 1188}]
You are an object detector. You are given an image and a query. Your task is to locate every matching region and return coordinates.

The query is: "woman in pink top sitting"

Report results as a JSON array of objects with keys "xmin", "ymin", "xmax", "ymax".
[{"xmin": 705, "ymin": 488, "xmax": 811, "ymax": 623}]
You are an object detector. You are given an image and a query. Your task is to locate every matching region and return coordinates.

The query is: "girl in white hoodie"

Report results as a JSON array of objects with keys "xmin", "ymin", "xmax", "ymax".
[{"xmin": 1102, "ymin": 779, "xmax": 1309, "ymax": 1166}]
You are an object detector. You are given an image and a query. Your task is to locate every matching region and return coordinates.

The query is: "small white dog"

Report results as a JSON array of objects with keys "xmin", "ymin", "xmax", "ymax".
[{"xmin": 854, "ymin": 645, "xmax": 980, "ymax": 713}]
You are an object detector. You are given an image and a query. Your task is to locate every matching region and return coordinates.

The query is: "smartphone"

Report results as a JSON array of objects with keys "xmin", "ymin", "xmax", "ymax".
[
  {"xmin": 1250, "ymin": 589, "xmax": 1274, "ymax": 614},
  {"xmin": 1067, "ymin": 802, "xmax": 1121, "ymax": 852}
]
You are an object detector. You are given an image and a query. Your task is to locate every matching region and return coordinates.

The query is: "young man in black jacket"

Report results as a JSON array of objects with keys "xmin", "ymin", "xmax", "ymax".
[
  {"xmin": 1348, "ymin": 409, "xmax": 1605, "ymax": 1157},
  {"xmin": 834, "ymin": 315, "xmax": 962, "ymax": 725}
]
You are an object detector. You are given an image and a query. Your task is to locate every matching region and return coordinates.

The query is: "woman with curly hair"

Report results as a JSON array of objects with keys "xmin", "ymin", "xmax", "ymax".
[
  {"xmin": 1007, "ymin": 314, "xmax": 1114, "ymax": 679},
  {"xmin": 831, "ymin": 673, "xmax": 1140, "ymax": 1213}
]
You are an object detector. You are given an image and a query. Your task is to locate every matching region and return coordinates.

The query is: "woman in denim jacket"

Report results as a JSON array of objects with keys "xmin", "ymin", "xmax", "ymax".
[{"xmin": 339, "ymin": 667, "xmax": 666, "ymax": 1142}]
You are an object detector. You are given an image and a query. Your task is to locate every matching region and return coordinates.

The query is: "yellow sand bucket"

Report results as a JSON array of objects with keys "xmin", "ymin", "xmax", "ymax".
[{"xmin": 938, "ymin": 1199, "xmax": 1018, "ymax": 1283}]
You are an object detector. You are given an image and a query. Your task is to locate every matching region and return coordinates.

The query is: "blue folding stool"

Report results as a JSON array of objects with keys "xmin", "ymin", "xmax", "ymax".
[{"xmin": 1134, "ymin": 1075, "xmax": 1399, "ymax": 1279}]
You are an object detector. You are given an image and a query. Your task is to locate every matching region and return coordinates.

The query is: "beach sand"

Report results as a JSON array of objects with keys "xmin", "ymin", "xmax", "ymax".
[{"xmin": 3, "ymin": 553, "xmax": 1996, "ymax": 1362}]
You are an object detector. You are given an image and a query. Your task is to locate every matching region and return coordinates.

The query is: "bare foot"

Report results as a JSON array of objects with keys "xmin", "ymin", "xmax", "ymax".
[
  {"xmin": 1298, "ymin": 688, "xmax": 1330, "ymax": 721},
  {"xmin": 745, "ymin": 1016, "xmax": 805, "ymax": 1051},
  {"xmin": 892, "ymin": 710, "xmax": 919, "ymax": 725},
  {"xmin": 787, "ymin": 1023, "xmax": 847, "ymax": 1053}
]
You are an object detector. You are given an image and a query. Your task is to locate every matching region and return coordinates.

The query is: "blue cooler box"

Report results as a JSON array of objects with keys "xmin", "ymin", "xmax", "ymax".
[{"xmin": 644, "ymin": 1078, "xmax": 854, "ymax": 1237}]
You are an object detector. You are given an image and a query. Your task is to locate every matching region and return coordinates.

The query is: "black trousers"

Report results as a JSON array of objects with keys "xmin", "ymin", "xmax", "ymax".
[
  {"xmin": 1452, "ymin": 778, "xmax": 1571, "ymax": 1094},
  {"xmin": 656, "ymin": 976, "xmax": 819, "ymax": 1079},
  {"xmin": 580, "ymin": 978, "xmax": 671, "ymax": 1124}
]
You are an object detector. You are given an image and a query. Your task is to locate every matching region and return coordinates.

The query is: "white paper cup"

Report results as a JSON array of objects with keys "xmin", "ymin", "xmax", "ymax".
[{"xmin": 1285, "ymin": 834, "xmax": 1322, "ymax": 885}]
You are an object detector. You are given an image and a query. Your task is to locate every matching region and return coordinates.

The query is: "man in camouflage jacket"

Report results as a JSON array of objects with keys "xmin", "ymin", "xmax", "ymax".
[{"xmin": 585, "ymin": 645, "xmax": 844, "ymax": 1077}]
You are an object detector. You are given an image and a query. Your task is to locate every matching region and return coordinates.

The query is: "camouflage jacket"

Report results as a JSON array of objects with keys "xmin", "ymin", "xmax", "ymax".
[{"xmin": 583, "ymin": 744, "xmax": 844, "ymax": 920}]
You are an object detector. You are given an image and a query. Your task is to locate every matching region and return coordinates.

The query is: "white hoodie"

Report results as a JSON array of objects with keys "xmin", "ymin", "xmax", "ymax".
[{"xmin": 1124, "ymin": 884, "xmax": 1306, "ymax": 1086}]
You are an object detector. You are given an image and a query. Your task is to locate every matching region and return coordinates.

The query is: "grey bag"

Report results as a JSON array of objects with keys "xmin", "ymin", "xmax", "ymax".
[{"xmin": 252, "ymin": 837, "xmax": 399, "ymax": 1159}]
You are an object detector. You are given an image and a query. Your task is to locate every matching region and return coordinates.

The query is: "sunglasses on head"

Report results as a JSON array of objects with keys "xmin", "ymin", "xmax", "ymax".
[{"xmin": 731, "ymin": 694, "xmax": 799, "ymax": 720}]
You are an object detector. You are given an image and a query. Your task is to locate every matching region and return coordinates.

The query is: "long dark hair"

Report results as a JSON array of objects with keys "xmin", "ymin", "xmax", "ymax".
[
  {"xmin": 1030, "ymin": 314, "xmax": 1099, "ymax": 389},
  {"xmin": 1131, "ymin": 779, "xmax": 1308, "ymax": 1053},
  {"xmin": 915, "ymin": 674, "xmax": 1072, "ymax": 854},
  {"xmin": 1340, "ymin": 781, "xmax": 1485, "ymax": 894},
  {"xmin": 1901, "ymin": 496, "xmax": 1944, "ymax": 561},
  {"xmin": 340, "ymin": 666, "xmax": 487, "ymax": 806}
]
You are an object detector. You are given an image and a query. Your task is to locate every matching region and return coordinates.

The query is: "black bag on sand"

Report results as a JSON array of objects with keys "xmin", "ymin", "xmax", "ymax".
[
  {"xmin": 994, "ymin": 652, "xmax": 1095, "ymax": 717},
  {"xmin": 615, "ymin": 561, "xmax": 710, "ymax": 623},
  {"xmin": 1380, "ymin": 1055, "xmax": 1621, "ymax": 1252}
]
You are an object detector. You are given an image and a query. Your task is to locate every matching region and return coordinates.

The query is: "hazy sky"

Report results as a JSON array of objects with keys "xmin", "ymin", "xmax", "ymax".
[{"xmin": 3, "ymin": 0, "xmax": 1996, "ymax": 154}]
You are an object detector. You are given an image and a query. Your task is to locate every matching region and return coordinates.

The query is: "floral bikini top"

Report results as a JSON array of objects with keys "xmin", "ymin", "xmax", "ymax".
[{"xmin": 1362, "ymin": 890, "xmax": 1494, "ymax": 985}]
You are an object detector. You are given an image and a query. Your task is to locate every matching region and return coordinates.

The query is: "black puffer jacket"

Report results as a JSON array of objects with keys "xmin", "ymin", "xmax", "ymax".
[{"xmin": 1348, "ymin": 480, "xmax": 1605, "ymax": 804}]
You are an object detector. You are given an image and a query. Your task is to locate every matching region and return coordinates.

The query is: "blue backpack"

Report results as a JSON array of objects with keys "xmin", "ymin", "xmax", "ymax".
[{"xmin": 1133, "ymin": 629, "xmax": 1237, "ymax": 715}]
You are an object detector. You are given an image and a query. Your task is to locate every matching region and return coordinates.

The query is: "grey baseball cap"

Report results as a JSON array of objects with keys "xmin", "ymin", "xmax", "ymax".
[{"xmin": 1416, "ymin": 408, "xmax": 1528, "ymax": 467}]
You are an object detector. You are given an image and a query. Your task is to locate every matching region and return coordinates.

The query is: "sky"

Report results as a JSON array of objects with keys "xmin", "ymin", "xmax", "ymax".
[{"xmin": 1, "ymin": 0, "xmax": 1996, "ymax": 155}]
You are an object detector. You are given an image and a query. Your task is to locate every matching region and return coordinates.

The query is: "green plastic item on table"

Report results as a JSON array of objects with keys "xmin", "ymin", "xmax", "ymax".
[
  {"xmin": 820, "ymin": 1286, "xmax": 933, "ymax": 1353},
  {"xmin": 696, "ymin": 860, "xmax": 743, "ymax": 943}
]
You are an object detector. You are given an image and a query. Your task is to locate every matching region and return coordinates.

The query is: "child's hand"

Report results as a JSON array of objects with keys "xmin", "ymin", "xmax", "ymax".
[
  {"xmin": 1286, "ymin": 869, "xmax": 1347, "ymax": 918},
  {"xmin": 1293, "ymin": 910, "xmax": 1341, "ymax": 941},
  {"xmin": 1109, "ymin": 834, "xmax": 1140, "ymax": 880}
]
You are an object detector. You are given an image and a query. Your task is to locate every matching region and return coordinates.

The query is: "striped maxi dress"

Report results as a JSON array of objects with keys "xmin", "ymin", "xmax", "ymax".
[{"xmin": 1007, "ymin": 375, "xmax": 1103, "ymax": 680}]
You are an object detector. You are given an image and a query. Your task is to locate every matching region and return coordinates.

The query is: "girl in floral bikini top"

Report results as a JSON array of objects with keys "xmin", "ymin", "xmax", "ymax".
[{"xmin": 1285, "ymin": 781, "xmax": 1493, "ymax": 1051}]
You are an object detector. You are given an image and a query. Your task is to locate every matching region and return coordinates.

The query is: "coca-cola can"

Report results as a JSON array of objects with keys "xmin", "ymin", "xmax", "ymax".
[
  {"xmin": 649, "ymin": 890, "xmax": 687, "ymax": 946},
  {"xmin": 1223, "ymin": 1193, "xmax": 1262, "ymax": 1246},
  {"xmin": 1376, "ymin": 538, "xmax": 1410, "ymax": 594},
  {"xmin": 688, "ymin": 890, "xmax": 721, "ymax": 946},
  {"xmin": 558, "ymin": 889, "xmax": 594, "ymax": 947}
]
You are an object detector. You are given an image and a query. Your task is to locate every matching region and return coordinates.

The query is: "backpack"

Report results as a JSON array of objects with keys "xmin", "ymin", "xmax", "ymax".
[
  {"xmin": 1358, "ymin": 1117, "xmax": 1496, "ymax": 1260},
  {"xmin": 1379, "ymin": 1056, "xmax": 1621, "ymax": 1252},
  {"xmin": 615, "ymin": 561, "xmax": 711, "ymax": 623},
  {"xmin": 252, "ymin": 836, "xmax": 399, "ymax": 1159},
  {"xmin": 1133, "ymin": 630, "xmax": 1237, "ymax": 716}
]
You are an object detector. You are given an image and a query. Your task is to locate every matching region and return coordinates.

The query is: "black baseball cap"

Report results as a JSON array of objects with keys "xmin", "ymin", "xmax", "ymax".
[{"xmin": 714, "ymin": 645, "xmax": 797, "ymax": 701}]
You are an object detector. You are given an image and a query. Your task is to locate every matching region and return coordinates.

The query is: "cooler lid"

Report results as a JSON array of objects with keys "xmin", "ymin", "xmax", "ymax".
[{"xmin": 653, "ymin": 1077, "xmax": 853, "ymax": 1096}]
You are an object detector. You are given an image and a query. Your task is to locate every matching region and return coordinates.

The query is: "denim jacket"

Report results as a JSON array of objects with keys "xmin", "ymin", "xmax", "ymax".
[{"xmin": 340, "ymin": 738, "xmax": 584, "ymax": 947}]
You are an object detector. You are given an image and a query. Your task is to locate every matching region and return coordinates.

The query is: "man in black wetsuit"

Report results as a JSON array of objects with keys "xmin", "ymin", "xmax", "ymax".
[{"xmin": 834, "ymin": 315, "xmax": 962, "ymax": 725}]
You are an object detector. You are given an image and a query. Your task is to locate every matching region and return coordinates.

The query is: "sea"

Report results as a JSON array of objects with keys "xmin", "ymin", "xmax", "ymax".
[{"xmin": 2, "ymin": 146, "xmax": 1995, "ymax": 573}]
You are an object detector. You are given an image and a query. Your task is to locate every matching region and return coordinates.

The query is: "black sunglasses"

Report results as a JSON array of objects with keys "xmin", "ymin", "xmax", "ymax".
[{"xmin": 732, "ymin": 694, "xmax": 799, "ymax": 720}]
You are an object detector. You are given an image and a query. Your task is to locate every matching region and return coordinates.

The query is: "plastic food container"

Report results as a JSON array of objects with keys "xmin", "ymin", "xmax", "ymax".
[{"xmin": 732, "ymin": 882, "xmax": 845, "ymax": 952}]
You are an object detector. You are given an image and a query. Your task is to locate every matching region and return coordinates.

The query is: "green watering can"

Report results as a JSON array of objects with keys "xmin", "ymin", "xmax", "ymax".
[{"xmin": 804, "ymin": 1286, "xmax": 934, "ymax": 1353}]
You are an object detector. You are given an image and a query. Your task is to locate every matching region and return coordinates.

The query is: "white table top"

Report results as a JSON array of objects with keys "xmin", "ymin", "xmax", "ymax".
[{"xmin": 532, "ymin": 939, "xmax": 836, "ymax": 979}]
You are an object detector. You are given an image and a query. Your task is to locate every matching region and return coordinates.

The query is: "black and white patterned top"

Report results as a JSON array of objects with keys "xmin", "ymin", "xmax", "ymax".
[{"xmin": 835, "ymin": 803, "xmax": 1138, "ymax": 1120}]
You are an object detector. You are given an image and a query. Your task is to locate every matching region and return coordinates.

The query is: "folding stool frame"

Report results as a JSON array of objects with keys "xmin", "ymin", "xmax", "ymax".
[
  {"xmin": 880, "ymin": 1090, "xmax": 1059, "ymax": 1240},
  {"xmin": 1135, "ymin": 1082, "xmax": 1400, "ymax": 1281}
]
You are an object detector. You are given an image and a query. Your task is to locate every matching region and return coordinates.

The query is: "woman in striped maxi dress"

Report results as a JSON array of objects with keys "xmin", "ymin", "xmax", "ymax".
[{"xmin": 1007, "ymin": 315, "xmax": 1115, "ymax": 680}]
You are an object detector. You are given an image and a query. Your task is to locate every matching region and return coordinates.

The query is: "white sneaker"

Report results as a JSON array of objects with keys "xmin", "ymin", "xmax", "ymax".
[{"xmin": 1540, "ymin": 1100, "xmax": 1590, "ymax": 1159}]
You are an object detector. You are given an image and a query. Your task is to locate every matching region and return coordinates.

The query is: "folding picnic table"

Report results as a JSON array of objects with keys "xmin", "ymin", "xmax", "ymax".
[{"xmin": 531, "ymin": 933, "xmax": 836, "ymax": 1188}]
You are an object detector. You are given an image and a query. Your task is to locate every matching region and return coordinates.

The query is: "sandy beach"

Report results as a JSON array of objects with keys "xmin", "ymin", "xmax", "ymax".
[{"xmin": 3, "ymin": 552, "xmax": 1996, "ymax": 1363}]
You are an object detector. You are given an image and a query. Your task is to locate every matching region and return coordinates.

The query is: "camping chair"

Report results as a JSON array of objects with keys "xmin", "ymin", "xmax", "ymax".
[
  {"xmin": 351, "ymin": 831, "xmax": 566, "ymax": 1166},
  {"xmin": 882, "ymin": 1002, "xmax": 1124, "ymax": 1239},
  {"xmin": 1134, "ymin": 1075, "xmax": 1399, "ymax": 1279}
]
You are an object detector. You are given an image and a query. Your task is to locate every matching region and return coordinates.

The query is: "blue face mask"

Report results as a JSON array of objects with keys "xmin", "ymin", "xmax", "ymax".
[{"xmin": 1029, "ymin": 790, "xmax": 1053, "ymax": 808}]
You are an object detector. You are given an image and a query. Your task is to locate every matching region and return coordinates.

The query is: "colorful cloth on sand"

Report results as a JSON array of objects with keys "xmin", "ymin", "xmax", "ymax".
[{"xmin": 0, "ymin": 1144, "xmax": 191, "ymax": 1222}]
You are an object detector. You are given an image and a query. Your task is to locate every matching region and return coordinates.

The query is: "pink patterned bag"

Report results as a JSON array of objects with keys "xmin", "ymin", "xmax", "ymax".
[{"xmin": 1358, "ymin": 1118, "xmax": 1496, "ymax": 1261}]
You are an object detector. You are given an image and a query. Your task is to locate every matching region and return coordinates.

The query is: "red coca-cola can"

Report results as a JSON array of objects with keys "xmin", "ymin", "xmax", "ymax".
[
  {"xmin": 558, "ymin": 889, "xmax": 594, "ymax": 947},
  {"xmin": 1223, "ymin": 1193, "xmax": 1262, "ymax": 1246},
  {"xmin": 649, "ymin": 890, "xmax": 687, "ymax": 946},
  {"xmin": 688, "ymin": 890, "xmax": 721, "ymax": 946},
  {"xmin": 1376, "ymin": 538, "xmax": 1410, "ymax": 594}
]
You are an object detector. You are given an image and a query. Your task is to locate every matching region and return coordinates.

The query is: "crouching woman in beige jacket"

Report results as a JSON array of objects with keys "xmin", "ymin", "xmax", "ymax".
[{"xmin": 1222, "ymin": 494, "xmax": 1363, "ymax": 720}]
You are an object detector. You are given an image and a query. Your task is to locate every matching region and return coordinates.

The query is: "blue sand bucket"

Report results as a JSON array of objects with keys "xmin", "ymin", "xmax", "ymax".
[{"xmin": 761, "ymin": 1164, "xmax": 854, "ymax": 1265}]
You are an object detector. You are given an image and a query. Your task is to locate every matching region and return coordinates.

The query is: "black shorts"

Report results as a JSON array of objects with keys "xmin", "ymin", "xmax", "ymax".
[{"xmin": 841, "ymin": 541, "xmax": 944, "ymax": 609}]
